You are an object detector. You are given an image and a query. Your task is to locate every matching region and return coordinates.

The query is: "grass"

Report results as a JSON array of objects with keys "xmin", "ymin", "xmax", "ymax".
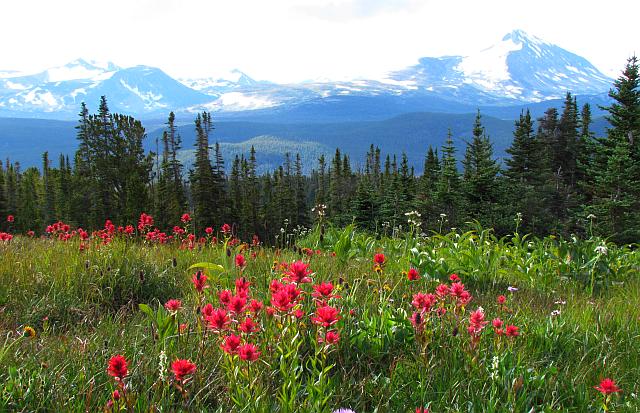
[{"xmin": 0, "ymin": 224, "xmax": 639, "ymax": 412}]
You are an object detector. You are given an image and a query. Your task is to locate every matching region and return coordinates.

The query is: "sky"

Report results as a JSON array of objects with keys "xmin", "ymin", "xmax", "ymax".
[{"xmin": 1, "ymin": 0, "xmax": 637, "ymax": 83}]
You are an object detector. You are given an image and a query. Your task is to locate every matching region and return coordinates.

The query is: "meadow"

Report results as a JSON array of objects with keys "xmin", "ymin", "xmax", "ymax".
[{"xmin": 1, "ymin": 216, "xmax": 639, "ymax": 412}]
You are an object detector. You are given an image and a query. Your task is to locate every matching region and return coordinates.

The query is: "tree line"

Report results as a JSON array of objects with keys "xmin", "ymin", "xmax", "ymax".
[{"xmin": 1, "ymin": 57, "xmax": 638, "ymax": 243}]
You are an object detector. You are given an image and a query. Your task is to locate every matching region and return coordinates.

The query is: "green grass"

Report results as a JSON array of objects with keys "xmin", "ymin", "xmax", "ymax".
[{"xmin": 1, "ymin": 226, "xmax": 639, "ymax": 412}]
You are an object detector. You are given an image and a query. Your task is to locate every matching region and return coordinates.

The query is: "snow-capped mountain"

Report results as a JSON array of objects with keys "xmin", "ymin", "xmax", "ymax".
[
  {"xmin": 386, "ymin": 30, "xmax": 612, "ymax": 104},
  {"xmin": 0, "ymin": 30, "xmax": 614, "ymax": 119}
]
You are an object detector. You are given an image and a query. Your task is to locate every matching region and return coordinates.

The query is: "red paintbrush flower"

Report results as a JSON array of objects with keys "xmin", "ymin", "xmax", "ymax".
[
  {"xmin": 206, "ymin": 308, "xmax": 230, "ymax": 332},
  {"xmin": 107, "ymin": 354, "xmax": 128, "ymax": 380},
  {"xmin": 284, "ymin": 261, "xmax": 312, "ymax": 284},
  {"xmin": 164, "ymin": 299, "xmax": 182, "ymax": 312},
  {"xmin": 594, "ymin": 378, "xmax": 621, "ymax": 395},
  {"xmin": 171, "ymin": 359, "xmax": 196, "ymax": 382},
  {"xmin": 505, "ymin": 325, "xmax": 519, "ymax": 337},
  {"xmin": 235, "ymin": 254, "xmax": 247, "ymax": 268},
  {"xmin": 407, "ymin": 268, "xmax": 420, "ymax": 281},
  {"xmin": 238, "ymin": 343, "xmax": 261, "ymax": 362},
  {"xmin": 221, "ymin": 334, "xmax": 242, "ymax": 355},
  {"xmin": 311, "ymin": 305, "xmax": 341, "ymax": 328},
  {"xmin": 373, "ymin": 253, "xmax": 386, "ymax": 265},
  {"xmin": 180, "ymin": 213, "xmax": 191, "ymax": 223},
  {"xmin": 238, "ymin": 317, "xmax": 259, "ymax": 334},
  {"xmin": 192, "ymin": 271, "xmax": 207, "ymax": 293}
]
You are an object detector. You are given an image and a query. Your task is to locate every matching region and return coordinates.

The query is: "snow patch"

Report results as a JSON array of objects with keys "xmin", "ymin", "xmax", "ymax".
[
  {"xmin": 455, "ymin": 38, "xmax": 523, "ymax": 91},
  {"xmin": 119, "ymin": 79, "xmax": 167, "ymax": 109},
  {"xmin": 215, "ymin": 92, "xmax": 276, "ymax": 111},
  {"xmin": 4, "ymin": 81, "xmax": 29, "ymax": 90}
]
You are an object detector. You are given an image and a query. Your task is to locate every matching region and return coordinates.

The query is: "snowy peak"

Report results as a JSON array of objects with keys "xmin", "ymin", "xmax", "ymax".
[
  {"xmin": 44, "ymin": 58, "xmax": 120, "ymax": 82},
  {"xmin": 179, "ymin": 69, "xmax": 263, "ymax": 96}
]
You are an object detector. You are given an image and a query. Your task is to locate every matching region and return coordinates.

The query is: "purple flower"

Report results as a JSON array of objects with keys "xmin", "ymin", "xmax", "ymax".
[
  {"xmin": 332, "ymin": 409, "xmax": 356, "ymax": 413},
  {"xmin": 507, "ymin": 286, "xmax": 518, "ymax": 292}
]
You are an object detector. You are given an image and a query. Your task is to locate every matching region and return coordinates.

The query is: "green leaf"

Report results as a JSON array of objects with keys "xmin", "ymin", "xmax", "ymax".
[
  {"xmin": 138, "ymin": 303, "xmax": 154, "ymax": 318},
  {"xmin": 189, "ymin": 262, "xmax": 225, "ymax": 273}
]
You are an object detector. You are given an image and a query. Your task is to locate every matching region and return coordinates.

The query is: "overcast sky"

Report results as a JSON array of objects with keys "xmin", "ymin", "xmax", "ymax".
[{"xmin": 1, "ymin": 0, "xmax": 637, "ymax": 83}]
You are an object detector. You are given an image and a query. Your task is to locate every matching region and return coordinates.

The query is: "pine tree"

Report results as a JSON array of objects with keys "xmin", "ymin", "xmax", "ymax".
[
  {"xmin": 462, "ymin": 111, "xmax": 501, "ymax": 225},
  {"xmin": 0, "ymin": 161, "xmax": 7, "ymax": 229},
  {"xmin": 42, "ymin": 152, "xmax": 55, "ymax": 224},
  {"xmin": 435, "ymin": 130, "xmax": 462, "ymax": 229},
  {"xmin": 190, "ymin": 112, "xmax": 217, "ymax": 230},
  {"xmin": 416, "ymin": 146, "xmax": 439, "ymax": 228},
  {"xmin": 294, "ymin": 153, "xmax": 309, "ymax": 228},
  {"xmin": 588, "ymin": 57, "xmax": 640, "ymax": 242}
]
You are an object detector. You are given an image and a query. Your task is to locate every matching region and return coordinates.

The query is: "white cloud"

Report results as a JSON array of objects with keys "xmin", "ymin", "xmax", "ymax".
[{"xmin": 0, "ymin": 0, "xmax": 637, "ymax": 83}]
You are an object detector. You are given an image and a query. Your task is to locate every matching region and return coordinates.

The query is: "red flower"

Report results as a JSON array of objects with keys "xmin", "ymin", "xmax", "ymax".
[
  {"xmin": 202, "ymin": 303, "xmax": 214, "ymax": 318},
  {"xmin": 497, "ymin": 295, "xmax": 506, "ymax": 305},
  {"xmin": 373, "ymin": 253, "xmax": 386, "ymax": 265},
  {"xmin": 435, "ymin": 283, "xmax": 450, "ymax": 298},
  {"xmin": 235, "ymin": 254, "xmax": 247, "ymax": 268},
  {"xmin": 235, "ymin": 277, "xmax": 251, "ymax": 296},
  {"xmin": 239, "ymin": 317, "xmax": 259, "ymax": 333},
  {"xmin": 221, "ymin": 223, "xmax": 231, "ymax": 234},
  {"xmin": 27, "ymin": 230, "xmax": 35, "ymax": 237},
  {"xmin": 505, "ymin": 325, "xmax": 519, "ymax": 337},
  {"xmin": 449, "ymin": 273, "xmax": 460, "ymax": 282},
  {"xmin": 249, "ymin": 299, "xmax": 263, "ymax": 314},
  {"xmin": 594, "ymin": 378, "xmax": 621, "ymax": 395},
  {"xmin": 294, "ymin": 309, "xmax": 305, "ymax": 319},
  {"xmin": 492, "ymin": 318, "xmax": 503, "ymax": 330},
  {"xmin": 112, "ymin": 389, "xmax": 120, "ymax": 400},
  {"xmin": 284, "ymin": 261, "xmax": 312, "ymax": 284},
  {"xmin": 180, "ymin": 213, "xmax": 191, "ymax": 223},
  {"xmin": 206, "ymin": 308, "xmax": 230, "ymax": 331},
  {"xmin": 218, "ymin": 289, "xmax": 233, "ymax": 306},
  {"xmin": 238, "ymin": 343, "xmax": 261, "ymax": 362},
  {"xmin": 164, "ymin": 299, "xmax": 182, "ymax": 312},
  {"xmin": 227, "ymin": 295, "xmax": 247, "ymax": 314},
  {"xmin": 271, "ymin": 290, "xmax": 294, "ymax": 312},
  {"xmin": 320, "ymin": 330, "xmax": 340, "ymax": 344},
  {"xmin": 192, "ymin": 271, "xmax": 208, "ymax": 293},
  {"xmin": 311, "ymin": 305, "xmax": 341, "ymax": 327},
  {"xmin": 107, "ymin": 354, "xmax": 128, "ymax": 380},
  {"xmin": 205, "ymin": 227, "xmax": 213, "ymax": 235},
  {"xmin": 412, "ymin": 292, "xmax": 436, "ymax": 312},
  {"xmin": 265, "ymin": 306, "xmax": 276, "ymax": 317},
  {"xmin": 410, "ymin": 311, "xmax": 425, "ymax": 333},
  {"xmin": 221, "ymin": 334, "xmax": 242, "ymax": 355},
  {"xmin": 416, "ymin": 408, "xmax": 429, "ymax": 413},
  {"xmin": 312, "ymin": 282, "xmax": 340, "ymax": 301},
  {"xmin": 407, "ymin": 268, "xmax": 420, "ymax": 281},
  {"xmin": 6, "ymin": 215, "xmax": 14, "ymax": 223},
  {"xmin": 171, "ymin": 359, "xmax": 196, "ymax": 382},
  {"xmin": 468, "ymin": 308, "xmax": 488, "ymax": 335}
]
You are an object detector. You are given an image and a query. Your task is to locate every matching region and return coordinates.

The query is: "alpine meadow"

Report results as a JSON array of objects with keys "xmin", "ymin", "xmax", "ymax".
[{"xmin": 1, "ymin": 2, "xmax": 640, "ymax": 412}]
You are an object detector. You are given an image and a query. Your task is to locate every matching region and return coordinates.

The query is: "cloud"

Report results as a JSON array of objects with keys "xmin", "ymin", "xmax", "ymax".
[{"xmin": 293, "ymin": 0, "xmax": 427, "ymax": 21}]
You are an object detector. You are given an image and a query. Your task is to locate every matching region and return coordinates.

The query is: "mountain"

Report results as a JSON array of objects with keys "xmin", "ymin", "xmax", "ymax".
[{"xmin": 0, "ymin": 30, "xmax": 614, "ymax": 121}]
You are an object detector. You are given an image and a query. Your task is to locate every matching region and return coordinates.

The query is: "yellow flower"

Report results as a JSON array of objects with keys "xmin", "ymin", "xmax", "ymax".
[
  {"xmin": 24, "ymin": 326, "xmax": 36, "ymax": 339},
  {"xmin": 383, "ymin": 283, "xmax": 391, "ymax": 292}
]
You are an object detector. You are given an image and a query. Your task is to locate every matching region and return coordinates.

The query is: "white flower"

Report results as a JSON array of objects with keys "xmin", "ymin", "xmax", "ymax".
[
  {"xmin": 587, "ymin": 214, "xmax": 596, "ymax": 219},
  {"xmin": 554, "ymin": 300, "xmax": 566, "ymax": 305},
  {"xmin": 551, "ymin": 309, "xmax": 561, "ymax": 317},
  {"xmin": 507, "ymin": 286, "xmax": 518, "ymax": 292},
  {"xmin": 595, "ymin": 244, "xmax": 608, "ymax": 255}
]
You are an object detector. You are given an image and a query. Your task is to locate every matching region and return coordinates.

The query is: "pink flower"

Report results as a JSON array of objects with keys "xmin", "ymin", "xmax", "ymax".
[
  {"xmin": 107, "ymin": 355, "xmax": 128, "ymax": 380},
  {"xmin": 468, "ymin": 308, "xmax": 488, "ymax": 335},
  {"xmin": 6, "ymin": 215, "xmax": 14, "ymax": 223},
  {"xmin": 497, "ymin": 295, "xmax": 506, "ymax": 305},
  {"xmin": 221, "ymin": 334, "xmax": 242, "ymax": 355},
  {"xmin": 505, "ymin": 325, "xmax": 519, "ymax": 337},
  {"xmin": 311, "ymin": 305, "xmax": 341, "ymax": 327},
  {"xmin": 180, "ymin": 213, "xmax": 191, "ymax": 223},
  {"xmin": 412, "ymin": 293, "xmax": 436, "ymax": 312},
  {"xmin": 373, "ymin": 253, "xmax": 386, "ymax": 265},
  {"xmin": 449, "ymin": 273, "xmax": 460, "ymax": 282},
  {"xmin": 235, "ymin": 254, "xmax": 247, "ymax": 268},
  {"xmin": 320, "ymin": 330, "xmax": 340, "ymax": 344},
  {"xmin": 206, "ymin": 308, "xmax": 230, "ymax": 332},
  {"xmin": 221, "ymin": 223, "xmax": 231, "ymax": 234},
  {"xmin": 192, "ymin": 271, "xmax": 208, "ymax": 293},
  {"xmin": 205, "ymin": 227, "xmax": 213, "ymax": 235},
  {"xmin": 407, "ymin": 268, "xmax": 420, "ymax": 281},
  {"xmin": 284, "ymin": 261, "xmax": 312, "ymax": 284}
]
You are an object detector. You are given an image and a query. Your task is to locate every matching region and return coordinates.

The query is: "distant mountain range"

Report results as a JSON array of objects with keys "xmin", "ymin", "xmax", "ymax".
[
  {"xmin": 0, "ymin": 30, "xmax": 619, "ymax": 170},
  {"xmin": 0, "ymin": 30, "xmax": 614, "ymax": 121}
]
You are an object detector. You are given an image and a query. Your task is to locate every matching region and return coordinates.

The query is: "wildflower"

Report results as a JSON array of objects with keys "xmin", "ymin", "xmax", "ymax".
[
  {"xmin": 219, "ymin": 289, "xmax": 233, "ymax": 306},
  {"xmin": 551, "ymin": 309, "xmax": 561, "ymax": 317},
  {"xmin": 164, "ymin": 299, "xmax": 182, "ymax": 313},
  {"xmin": 321, "ymin": 330, "xmax": 340, "ymax": 345},
  {"xmin": 201, "ymin": 303, "xmax": 214, "ymax": 318},
  {"xmin": 235, "ymin": 254, "xmax": 247, "ymax": 268},
  {"xmin": 27, "ymin": 230, "xmax": 35, "ymax": 237},
  {"xmin": 410, "ymin": 311, "xmax": 425, "ymax": 333},
  {"xmin": 449, "ymin": 273, "xmax": 460, "ymax": 282},
  {"xmin": 192, "ymin": 271, "xmax": 208, "ymax": 293},
  {"xmin": 505, "ymin": 325, "xmax": 519, "ymax": 337},
  {"xmin": 407, "ymin": 268, "xmax": 420, "ymax": 281},
  {"xmin": 107, "ymin": 355, "xmax": 128, "ymax": 380},
  {"xmin": 284, "ymin": 261, "xmax": 313, "ymax": 284},
  {"xmin": 205, "ymin": 227, "xmax": 213, "ymax": 235},
  {"xmin": 312, "ymin": 282, "xmax": 340, "ymax": 301},
  {"xmin": 221, "ymin": 223, "xmax": 231, "ymax": 234},
  {"xmin": 235, "ymin": 277, "xmax": 251, "ymax": 296},
  {"xmin": 594, "ymin": 378, "xmax": 621, "ymax": 395},
  {"xmin": 435, "ymin": 283, "xmax": 450, "ymax": 298},
  {"xmin": 238, "ymin": 343, "xmax": 261, "ymax": 362},
  {"xmin": 497, "ymin": 295, "xmax": 506, "ymax": 305},
  {"xmin": 249, "ymin": 299, "xmax": 263, "ymax": 314},
  {"xmin": 468, "ymin": 308, "xmax": 488, "ymax": 335},
  {"xmin": 373, "ymin": 253, "xmax": 386, "ymax": 266},
  {"xmin": 23, "ymin": 326, "xmax": 36, "ymax": 338},
  {"xmin": 238, "ymin": 317, "xmax": 259, "ymax": 334},
  {"xmin": 112, "ymin": 389, "xmax": 120, "ymax": 400},
  {"xmin": 221, "ymin": 334, "xmax": 242, "ymax": 355},
  {"xmin": 412, "ymin": 292, "xmax": 436, "ymax": 312},
  {"xmin": 7, "ymin": 215, "xmax": 14, "ymax": 223},
  {"xmin": 206, "ymin": 308, "xmax": 230, "ymax": 331},
  {"xmin": 294, "ymin": 309, "xmax": 305, "ymax": 319},
  {"xmin": 416, "ymin": 408, "xmax": 429, "ymax": 413},
  {"xmin": 180, "ymin": 213, "xmax": 191, "ymax": 223},
  {"xmin": 158, "ymin": 350, "xmax": 168, "ymax": 382},
  {"xmin": 311, "ymin": 305, "xmax": 341, "ymax": 327},
  {"xmin": 227, "ymin": 295, "xmax": 247, "ymax": 314},
  {"xmin": 492, "ymin": 318, "xmax": 503, "ymax": 330},
  {"xmin": 507, "ymin": 286, "xmax": 518, "ymax": 292},
  {"xmin": 595, "ymin": 244, "xmax": 608, "ymax": 255},
  {"xmin": 171, "ymin": 359, "xmax": 196, "ymax": 382},
  {"xmin": 332, "ymin": 409, "xmax": 355, "ymax": 413}
]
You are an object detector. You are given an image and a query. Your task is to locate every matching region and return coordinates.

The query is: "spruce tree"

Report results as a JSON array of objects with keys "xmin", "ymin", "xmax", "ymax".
[
  {"xmin": 435, "ymin": 130, "xmax": 462, "ymax": 229},
  {"xmin": 190, "ymin": 112, "xmax": 217, "ymax": 230}
]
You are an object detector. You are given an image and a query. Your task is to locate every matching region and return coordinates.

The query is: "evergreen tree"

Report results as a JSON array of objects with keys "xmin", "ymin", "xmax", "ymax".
[
  {"xmin": 462, "ymin": 111, "xmax": 501, "ymax": 225},
  {"xmin": 435, "ymin": 130, "xmax": 462, "ymax": 229},
  {"xmin": 190, "ymin": 112, "xmax": 217, "ymax": 230},
  {"xmin": 41, "ymin": 152, "xmax": 55, "ymax": 224}
]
